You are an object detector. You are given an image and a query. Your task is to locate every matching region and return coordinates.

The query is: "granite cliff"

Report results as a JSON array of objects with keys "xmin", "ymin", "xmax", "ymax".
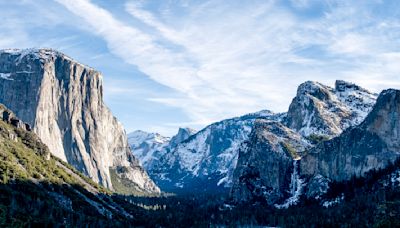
[
  {"xmin": 300, "ymin": 89, "xmax": 400, "ymax": 198},
  {"xmin": 0, "ymin": 48, "xmax": 159, "ymax": 194},
  {"xmin": 229, "ymin": 81, "xmax": 388, "ymax": 205}
]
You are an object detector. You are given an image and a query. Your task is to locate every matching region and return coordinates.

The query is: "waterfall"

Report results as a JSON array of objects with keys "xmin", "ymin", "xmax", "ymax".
[{"xmin": 275, "ymin": 159, "xmax": 305, "ymax": 209}]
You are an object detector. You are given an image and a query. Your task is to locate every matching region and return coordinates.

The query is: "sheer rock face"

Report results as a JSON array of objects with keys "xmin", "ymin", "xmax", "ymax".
[
  {"xmin": 285, "ymin": 80, "xmax": 377, "ymax": 138},
  {"xmin": 0, "ymin": 49, "xmax": 160, "ymax": 193},
  {"xmin": 230, "ymin": 119, "xmax": 310, "ymax": 204},
  {"xmin": 169, "ymin": 127, "xmax": 197, "ymax": 148},
  {"xmin": 300, "ymin": 89, "xmax": 400, "ymax": 183}
]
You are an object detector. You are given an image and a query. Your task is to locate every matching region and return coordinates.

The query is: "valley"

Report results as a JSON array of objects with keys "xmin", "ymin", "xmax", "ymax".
[{"xmin": 1, "ymin": 48, "xmax": 400, "ymax": 227}]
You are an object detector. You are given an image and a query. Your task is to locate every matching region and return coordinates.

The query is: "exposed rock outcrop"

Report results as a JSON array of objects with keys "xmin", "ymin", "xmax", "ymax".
[
  {"xmin": 300, "ymin": 89, "xmax": 400, "ymax": 183},
  {"xmin": 285, "ymin": 80, "xmax": 377, "ymax": 138},
  {"xmin": 226, "ymin": 80, "xmax": 400, "ymax": 206},
  {"xmin": 0, "ymin": 48, "xmax": 159, "ymax": 194},
  {"xmin": 0, "ymin": 109, "xmax": 138, "ymax": 226},
  {"xmin": 230, "ymin": 119, "xmax": 310, "ymax": 204},
  {"xmin": 169, "ymin": 127, "xmax": 197, "ymax": 148},
  {"xmin": 1, "ymin": 104, "xmax": 31, "ymax": 132}
]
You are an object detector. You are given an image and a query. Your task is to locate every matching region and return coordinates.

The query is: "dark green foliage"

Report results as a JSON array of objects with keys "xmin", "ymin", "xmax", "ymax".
[
  {"xmin": 306, "ymin": 134, "xmax": 330, "ymax": 144},
  {"xmin": 109, "ymin": 167, "xmax": 153, "ymax": 196},
  {"xmin": 0, "ymin": 181, "xmax": 114, "ymax": 227},
  {"xmin": 0, "ymin": 118, "xmax": 132, "ymax": 227},
  {"xmin": 111, "ymin": 162, "xmax": 400, "ymax": 227},
  {"xmin": 281, "ymin": 141, "xmax": 299, "ymax": 159},
  {"xmin": 1, "ymin": 116, "xmax": 400, "ymax": 227}
]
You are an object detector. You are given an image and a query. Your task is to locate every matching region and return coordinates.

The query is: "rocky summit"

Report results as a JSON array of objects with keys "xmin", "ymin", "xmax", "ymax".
[
  {"xmin": 0, "ymin": 48, "xmax": 159, "ymax": 194},
  {"xmin": 133, "ymin": 80, "xmax": 379, "ymax": 195},
  {"xmin": 300, "ymin": 89, "xmax": 400, "ymax": 198},
  {"xmin": 285, "ymin": 80, "xmax": 377, "ymax": 138},
  {"xmin": 229, "ymin": 86, "xmax": 400, "ymax": 207}
]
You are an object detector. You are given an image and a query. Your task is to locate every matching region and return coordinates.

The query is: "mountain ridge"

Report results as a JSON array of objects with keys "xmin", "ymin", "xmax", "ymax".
[
  {"xmin": 231, "ymin": 87, "xmax": 399, "ymax": 206},
  {"xmin": 131, "ymin": 80, "xmax": 378, "ymax": 194}
]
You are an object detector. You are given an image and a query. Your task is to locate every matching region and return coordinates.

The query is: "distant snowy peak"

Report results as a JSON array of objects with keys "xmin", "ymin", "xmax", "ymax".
[
  {"xmin": 169, "ymin": 127, "xmax": 197, "ymax": 148},
  {"xmin": 128, "ymin": 130, "xmax": 169, "ymax": 147},
  {"xmin": 128, "ymin": 127, "xmax": 196, "ymax": 171},
  {"xmin": 128, "ymin": 130, "xmax": 170, "ymax": 168},
  {"xmin": 129, "ymin": 80, "xmax": 378, "ymax": 194},
  {"xmin": 151, "ymin": 110, "xmax": 282, "ymax": 191},
  {"xmin": 285, "ymin": 80, "xmax": 377, "ymax": 138}
]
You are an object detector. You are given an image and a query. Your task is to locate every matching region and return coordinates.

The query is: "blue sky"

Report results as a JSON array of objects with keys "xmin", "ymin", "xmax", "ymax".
[{"xmin": 1, "ymin": 0, "xmax": 400, "ymax": 136}]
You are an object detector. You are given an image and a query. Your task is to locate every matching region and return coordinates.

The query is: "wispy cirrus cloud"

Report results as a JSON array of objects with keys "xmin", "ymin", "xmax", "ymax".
[
  {"xmin": 8, "ymin": 0, "xmax": 400, "ymax": 134},
  {"xmin": 56, "ymin": 0, "xmax": 309, "ymax": 124},
  {"xmin": 56, "ymin": 0, "xmax": 400, "ymax": 128}
]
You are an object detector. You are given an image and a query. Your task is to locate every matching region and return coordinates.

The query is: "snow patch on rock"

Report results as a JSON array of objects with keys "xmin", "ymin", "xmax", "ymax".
[
  {"xmin": 275, "ymin": 160, "xmax": 305, "ymax": 209},
  {"xmin": 322, "ymin": 194, "xmax": 345, "ymax": 208},
  {"xmin": 0, "ymin": 73, "xmax": 12, "ymax": 80}
]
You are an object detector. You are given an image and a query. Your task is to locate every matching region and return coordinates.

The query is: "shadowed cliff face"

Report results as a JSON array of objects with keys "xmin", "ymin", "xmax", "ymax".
[
  {"xmin": 230, "ymin": 85, "xmax": 399, "ymax": 205},
  {"xmin": 300, "ymin": 89, "xmax": 400, "ymax": 185},
  {"xmin": 0, "ymin": 49, "xmax": 159, "ymax": 194},
  {"xmin": 230, "ymin": 119, "xmax": 310, "ymax": 204}
]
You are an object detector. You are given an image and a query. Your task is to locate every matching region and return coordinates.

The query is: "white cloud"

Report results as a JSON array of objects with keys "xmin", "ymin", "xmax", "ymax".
[
  {"xmin": 329, "ymin": 33, "xmax": 370, "ymax": 55},
  {"xmin": 54, "ymin": 0, "xmax": 400, "ymax": 130},
  {"xmin": 55, "ymin": 0, "xmax": 205, "ymax": 94}
]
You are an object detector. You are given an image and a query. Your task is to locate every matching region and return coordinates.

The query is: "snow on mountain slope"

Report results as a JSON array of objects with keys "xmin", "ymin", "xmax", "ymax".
[
  {"xmin": 128, "ymin": 130, "xmax": 170, "ymax": 169},
  {"xmin": 128, "ymin": 128, "xmax": 196, "ymax": 171},
  {"xmin": 334, "ymin": 80, "xmax": 377, "ymax": 125},
  {"xmin": 231, "ymin": 80, "xmax": 380, "ymax": 205},
  {"xmin": 285, "ymin": 80, "xmax": 377, "ymax": 138},
  {"xmin": 128, "ymin": 80, "xmax": 377, "ymax": 195},
  {"xmin": 150, "ymin": 110, "xmax": 285, "ymax": 192}
]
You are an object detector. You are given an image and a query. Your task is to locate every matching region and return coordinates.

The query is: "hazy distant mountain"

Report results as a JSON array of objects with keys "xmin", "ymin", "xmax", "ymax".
[{"xmin": 129, "ymin": 110, "xmax": 285, "ymax": 193}]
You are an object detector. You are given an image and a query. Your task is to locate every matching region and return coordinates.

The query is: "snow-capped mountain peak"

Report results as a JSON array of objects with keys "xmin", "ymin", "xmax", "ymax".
[
  {"xmin": 169, "ymin": 127, "xmax": 197, "ymax": 148},
  {"xmin": 128, "ymin": 130, "xmax": 169, "ymax": 147},
  {"xmin": 128, "ymin": 130, "xmax": 170, "ymax": 168},
  {"xmin": 130, "ymin": 80, "xmax": 378, "ymax": 195},
  {"xmin": 285, "ymin": 80, "xmax": 377, "ymax": 138},
  {"xmin": 148, "ymin": 110, "xmax": 282, "ymax": 192}
]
